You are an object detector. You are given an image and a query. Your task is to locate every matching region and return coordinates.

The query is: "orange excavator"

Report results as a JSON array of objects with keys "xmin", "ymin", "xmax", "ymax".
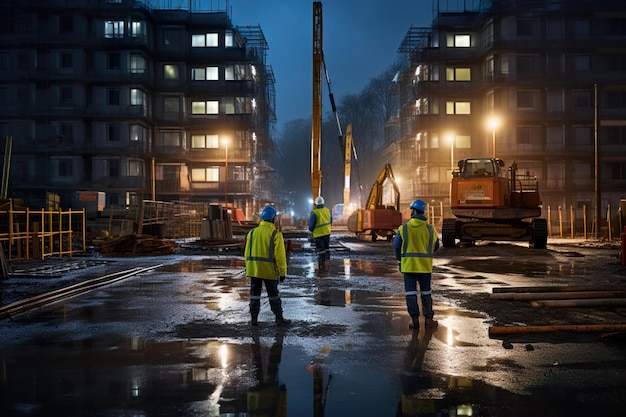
[
  {"xmin": 442, "ymin": 157, "xmax": 547, "ymax": 248},
  {"xmin": 346, "ymin": 163, "xmax": 403, "ymax": 241}
]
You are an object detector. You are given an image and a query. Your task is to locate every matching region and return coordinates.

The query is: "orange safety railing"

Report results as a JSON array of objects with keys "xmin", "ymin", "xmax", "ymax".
[{"xmin": 0, "ymin": 207, "xmax": 86, "ymax": 261}]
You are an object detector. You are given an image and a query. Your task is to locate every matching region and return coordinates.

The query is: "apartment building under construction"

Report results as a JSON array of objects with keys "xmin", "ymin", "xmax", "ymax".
[
  {"xmin": 388, "ymin": 0, "xmax": 626, "ymax": 234},
  {"xmin": 0, "ymin": 0, "xmax": 278, "ymax": 221}
]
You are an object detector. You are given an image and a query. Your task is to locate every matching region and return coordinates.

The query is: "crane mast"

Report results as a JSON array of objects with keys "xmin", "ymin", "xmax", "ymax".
[
  {"xmin": 311, "ymin": 1, "xmax": 323, "ymax": 202},
  {"xmin": 343, "ymin": 124, "xmax": 352, "ymax": 211}
]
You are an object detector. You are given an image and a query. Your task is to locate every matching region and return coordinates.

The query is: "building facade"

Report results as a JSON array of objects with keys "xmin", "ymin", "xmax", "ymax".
[
  {"xmin": 389, "ymin": 0, "xmax": 626, "ymax": 234},
  {"xmin": 0, "ymin": 0, "xmax": 278, "ymax": 220}
]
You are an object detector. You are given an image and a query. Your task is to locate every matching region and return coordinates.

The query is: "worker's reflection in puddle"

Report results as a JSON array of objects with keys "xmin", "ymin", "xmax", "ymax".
[
  {"xmin": 247, "ymin": 329, "xmax": 287, "ymax": 417},
  {"xmin": 396, "ymin": 326, "xmax": 437, "ymax": 417}
]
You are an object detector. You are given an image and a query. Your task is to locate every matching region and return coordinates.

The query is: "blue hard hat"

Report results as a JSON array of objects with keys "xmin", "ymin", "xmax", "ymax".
[
  {"xmin": 410, "ymin": 199, "xmax": 426, "ymax": 213},
  {"xmin": 260, "ymin": 205, "xmax": 277, "ymax": 221}
]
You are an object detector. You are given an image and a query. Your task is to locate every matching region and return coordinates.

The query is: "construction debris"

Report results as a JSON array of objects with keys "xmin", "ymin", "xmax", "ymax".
[{"xmin": 99, "ymin": 235, "xmax": 177, "ymax": 257}]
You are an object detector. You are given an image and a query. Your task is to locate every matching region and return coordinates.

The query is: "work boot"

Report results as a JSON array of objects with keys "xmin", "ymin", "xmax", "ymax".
[
  {"xmin": 409, "ymin": 318, "xmax": 420, "ymax": 330},
  {"xmin": 251, "ymin": 316, "xmax": 258, "ymax": 327},
  {"xmin": 275, "ymin": 314, "xmax": 291, "ymax": 326},
  {"xmin": 424, "ymin": 318, "xmax": 439, "ymax": 328}
]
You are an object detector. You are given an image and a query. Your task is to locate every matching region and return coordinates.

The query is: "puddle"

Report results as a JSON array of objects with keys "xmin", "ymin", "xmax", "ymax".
[{"xmin": 1, "ymin": 332, "xmax": 617, "ymax": 417}]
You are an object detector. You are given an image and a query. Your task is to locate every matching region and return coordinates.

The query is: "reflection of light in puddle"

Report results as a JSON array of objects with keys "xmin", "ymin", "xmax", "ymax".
[
  {"xmin": 343, "ymin": 258, "xmax": 351, "ymax": 277},
  {"xmin": 446, "ymin": 326, "xmax": 454, "ymax": 347},
  {"xmin": 220, "ymin": 343, "xmax": 228, "ymax": 368},
  {"xmin": 131, "ymin": 377, "xmax": 141, "ymax": 397}
]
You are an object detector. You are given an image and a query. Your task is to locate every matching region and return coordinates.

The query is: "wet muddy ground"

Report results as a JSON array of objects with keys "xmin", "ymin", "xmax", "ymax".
[{"xmin": 1, "ymin": 233, "xmax": 626, "ymax": 416}]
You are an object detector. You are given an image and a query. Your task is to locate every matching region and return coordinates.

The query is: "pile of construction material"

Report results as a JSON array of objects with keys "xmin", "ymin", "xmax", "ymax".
[
  {"xmin": 201, "ymin": 205, "xmax": 233, "ymax": 240},
  {"xmin": 488, "ymin": 285, "xmax": 626, "ymax": 337},
  {"xmin": 99, "ymin": 234, "xmax": 177, "ymax": 256}
]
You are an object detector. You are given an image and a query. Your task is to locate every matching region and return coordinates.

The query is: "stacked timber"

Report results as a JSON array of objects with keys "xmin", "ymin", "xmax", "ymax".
[
  {"xmin": 200, "ymin": 205, "xmax": 233, "ymax": 240},
  {"xmin": 99, "ymin": 234, "xmax": 176, "ymax": 256}
]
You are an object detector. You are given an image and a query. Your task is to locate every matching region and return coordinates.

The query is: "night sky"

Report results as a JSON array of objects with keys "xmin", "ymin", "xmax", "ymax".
[{"xmin": 221, "ymin": 0, "xmax": 437, "ymax": 130}]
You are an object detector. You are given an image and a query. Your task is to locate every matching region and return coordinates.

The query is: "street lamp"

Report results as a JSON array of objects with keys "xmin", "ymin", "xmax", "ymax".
[
  {"xmin": 487, "ymin": 115, "xmax": 501, "ymax": 158},
  {"xmin": 445, "ymin": 132, "xmax": 455, "ymax": 172},
  {"xmin": 222, "ymin": 137, "xmax": 230, "ymax": 206}
]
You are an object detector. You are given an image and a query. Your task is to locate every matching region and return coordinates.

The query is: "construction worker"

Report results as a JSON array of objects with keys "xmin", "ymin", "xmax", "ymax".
[
  {"xmin": 245, "ymin": 205, "xmax": 290, "ymax": 326},
  {"xmin": 309, "ymin": 196, "xmax": 332, "ymax": 271},
  {"xmin": 394, "ymin": 199, "xmax": 440, "ymax": 330}
]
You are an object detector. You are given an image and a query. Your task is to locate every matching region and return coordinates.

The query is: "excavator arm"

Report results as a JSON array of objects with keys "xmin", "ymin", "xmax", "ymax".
[{"xmin": 364, "ymin": 163, "xmax": 400, "ymax": 210}]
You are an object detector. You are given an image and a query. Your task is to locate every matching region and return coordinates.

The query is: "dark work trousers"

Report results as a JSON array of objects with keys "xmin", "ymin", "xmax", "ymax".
[
  {"xmin": 403, "ymin": 272, "xmax": 434, "ymax": 319},
  {"xmin": 314, "ymin": 235, "xmax": 331, "ymax": 264},
  {"xmin": 249, "ymin": 277, "xmax": 283, "ymax": 318}
]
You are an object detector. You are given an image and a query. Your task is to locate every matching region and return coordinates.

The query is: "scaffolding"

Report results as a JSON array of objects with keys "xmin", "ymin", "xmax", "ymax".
[{"xmin": 0, "ymin": 199, "xmax": 86, "ymax": 262}]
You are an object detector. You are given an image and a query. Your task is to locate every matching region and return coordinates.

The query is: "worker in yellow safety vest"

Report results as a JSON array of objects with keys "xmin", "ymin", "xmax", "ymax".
[
  {"xmin": 393, "ymin": 199, "xmax": 440, "ymax": 330},
  {"xmin": 245, "ymin": 205, "xmax": 289, "ymax": 326},
  {"xmin": 308, "ymin": 196, "xmax": 332, "ymax": 271}
]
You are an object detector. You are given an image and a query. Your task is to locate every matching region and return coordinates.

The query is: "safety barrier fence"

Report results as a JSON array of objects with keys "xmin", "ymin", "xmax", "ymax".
[
  {"xmin": 0, "ymin": 207, "xmax": 86, "ymax": 261},
  {"xmin": 424, "ymin": 202, "xmax": 620, "ymax": 240}
]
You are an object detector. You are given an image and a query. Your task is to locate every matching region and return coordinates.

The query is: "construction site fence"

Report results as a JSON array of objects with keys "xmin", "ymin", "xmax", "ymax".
[
  {"xmin": 0, "ymin": 207, "xmax": 86, "ymax": 261},
  {"xmin": 425, "ymin": 202, "xmax": 621, "ymax": 241}
]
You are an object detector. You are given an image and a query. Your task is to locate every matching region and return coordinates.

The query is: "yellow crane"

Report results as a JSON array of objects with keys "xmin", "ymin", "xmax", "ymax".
[{"xmin": 311, "ymin": 1, "xmax": 323, "ymax": 202}]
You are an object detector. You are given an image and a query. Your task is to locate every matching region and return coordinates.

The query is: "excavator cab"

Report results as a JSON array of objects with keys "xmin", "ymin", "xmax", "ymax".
[{"xmin": 457, "ymin": 158, "xmax": 504, "ymax": 178}]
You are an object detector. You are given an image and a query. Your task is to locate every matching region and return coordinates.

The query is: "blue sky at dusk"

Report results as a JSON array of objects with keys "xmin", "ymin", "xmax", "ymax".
[{"xmin": 212, "ymin": 0, "xmax": 437, "ymax": 129}]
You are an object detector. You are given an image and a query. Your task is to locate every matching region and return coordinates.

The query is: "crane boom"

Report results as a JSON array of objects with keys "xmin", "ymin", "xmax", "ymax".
[
  {"xmin": 343, "ymin": 124, "xmax": 352, "ymax": 210},
  {"xmin": 311, "ymin": 1, "xmax": 323, "ymax": 202}
]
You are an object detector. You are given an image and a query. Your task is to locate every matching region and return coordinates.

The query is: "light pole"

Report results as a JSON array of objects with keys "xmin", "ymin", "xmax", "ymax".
[
  {"xmin": 222, "ymin": 137, "xmax": 229, "ymax": 206},
  {"xmin": 445, "ymin": 132, "xmax": 455, "ymax": 172},
  {"xmin": 487, "ymin": 115, "xmax": 501, "ymax": 159}
]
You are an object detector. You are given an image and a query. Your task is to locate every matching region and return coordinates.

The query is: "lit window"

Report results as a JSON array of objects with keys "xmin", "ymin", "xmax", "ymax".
[
  {"xmin": 192, "ymin": 101, "xmax": 206, "ymax": 114},
  {"xmin": 130, "ymin": 88, "xmax": 146, "ymax": 106},
  {"xmin": 191, "ymin": 100, "xmax": 219, "ymax": 115},
  {"xmin": 191, "ymin": 134, "xmax": 219, "ymax": 148},
  {"xmin": 192, "ymin": 33, "xmax": 218, "ymax": 47},
  {"xmin": 225, "ymin": 64, "xmax": 248, "ymax": 80},
  {"xmin": 446, "ymin": 101, "xmax": 471, "ymax": 114},
  {"xmin": 191, "ymin": 66, "xmax": 218, "ymax": 81},
  {"xmin": 104, "ymin": 20, "xmax": 124, "ymax": 38},
  {"xmin": 225, "ymin": 30, "xmax": 233, "ymax": 47},
  {"xmin": 164, "ymin": 64, "xmax": 179, "ymax": 79},
  {"xmin": 192, "ymin": 167, "xmax": 219, "ymax": 182},
  {"xmin": 130, "ymin": 55, "xmax": 146, "ymax": 74},
  {"xmin": 192, "ymin": 34, "xmax": 205, "ymax": 47},
  {"xmin": 130, "ymin": 21, "xmax": 144, "ymax": 37},
  {"xmin": 446, "ymin": 67, "xmax": 471, "ymax": 81},
  {"xmin": 207, "ymin": 100, "xmax": 219, "ymax": 114},
  {"xmin": 447, "ymin": 34, "xmax": 470, "ymax": 47},
  {"xmin": 130, "ymin": 124, "xmax": 145, "ymax": 142}
]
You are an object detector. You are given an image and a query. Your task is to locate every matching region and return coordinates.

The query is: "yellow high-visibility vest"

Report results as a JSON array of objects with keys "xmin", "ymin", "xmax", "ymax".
[
  {"xmin": 398, "ymin": 218, "xmax": 437, "ymax": 273},
  {"xmin": 245, "ymin": 221, "xmax": 287, "ymax": 279},
  {"xmin": 311, "ymin": 207, "xmax": 331, "ymax": 238}
]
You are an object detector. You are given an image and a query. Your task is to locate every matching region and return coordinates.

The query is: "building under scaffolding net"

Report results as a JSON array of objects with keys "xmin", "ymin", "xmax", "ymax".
[{"xmin": 0, "ymin": 0, "xmax": 280, "ymax": 238}]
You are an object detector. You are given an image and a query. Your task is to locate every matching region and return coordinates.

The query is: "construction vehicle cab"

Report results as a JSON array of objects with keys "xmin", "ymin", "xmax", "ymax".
[{"xmin": 443, "ymin": 158, "xmax": 547, "ymax": 249}]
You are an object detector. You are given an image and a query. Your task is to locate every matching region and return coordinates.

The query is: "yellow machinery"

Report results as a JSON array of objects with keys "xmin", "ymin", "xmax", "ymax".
[
  {"xmin": 442, "ymin": 158, "xmax": 547, "ymax": 248},
  {"xmin": 311, "ymin": 1, "xmax": 323, "ymax": 202},
  {"xmin": 347, "ymin": 163, "xmax": 402, "ymax": 241}
]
